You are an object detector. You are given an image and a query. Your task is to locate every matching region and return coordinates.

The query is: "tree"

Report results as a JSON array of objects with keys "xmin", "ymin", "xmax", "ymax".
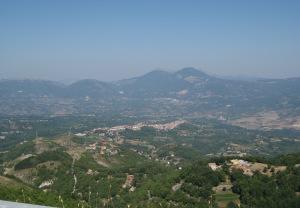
[{"xmin": 226, "ymin": 201, "xmax": 239, "ymax": 208}]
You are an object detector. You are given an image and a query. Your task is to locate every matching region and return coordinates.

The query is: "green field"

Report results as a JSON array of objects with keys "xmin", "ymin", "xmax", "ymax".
[{"xmin": 215, "ymin": 192, "xmax": 240, "ymax": 208}]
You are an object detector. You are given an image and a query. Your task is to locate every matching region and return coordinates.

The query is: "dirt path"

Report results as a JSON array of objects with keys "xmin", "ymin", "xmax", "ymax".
[{"xmin": 71, "ymin": 158, "xmax": 77, "ymax": 194}]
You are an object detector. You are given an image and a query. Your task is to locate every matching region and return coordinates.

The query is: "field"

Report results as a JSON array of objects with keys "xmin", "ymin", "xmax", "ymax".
[
  {"xmin": 215, "ymin": 191, "xmax": 240, "ymax": 208},
  {"xmin": 230, "ymin": 111, "xmax": 300, "ymax": 130}
]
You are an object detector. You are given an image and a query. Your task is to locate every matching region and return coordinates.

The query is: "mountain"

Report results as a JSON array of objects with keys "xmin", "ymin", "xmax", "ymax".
[
  {"xmin": 116, "ymin": 70, "xmax": 190, "ymax": 97},
  {"xmin": 175, "ymin": 67, "xmax": 211, "ymax": 81},
  {"xmin": 0, "ymin": 79, "xmax": 64, "ymax": 97},
  {"xmin": 66, "ymin": 79, "xmax": 117, "ymax": 98},
  {"xmin": 0, "ymin": 68, "xmax": 300, "ymax": 129}
]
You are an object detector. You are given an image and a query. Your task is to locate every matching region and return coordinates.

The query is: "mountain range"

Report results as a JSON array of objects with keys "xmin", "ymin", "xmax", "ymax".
[{"xmin": 1, "ymin": 67, "xmax": 300, "ymax": 127}]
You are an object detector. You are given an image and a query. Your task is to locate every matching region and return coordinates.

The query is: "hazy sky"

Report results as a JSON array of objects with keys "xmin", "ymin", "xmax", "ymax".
[{"xmin": 1, "ymin": 0, "xmax": 300, "ymax": 82}]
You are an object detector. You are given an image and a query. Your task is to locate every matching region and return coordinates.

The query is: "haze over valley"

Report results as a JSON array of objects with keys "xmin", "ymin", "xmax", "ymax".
[{"xmin": 1, "ymin": 67, "xmax": 300, "ymax": 130}]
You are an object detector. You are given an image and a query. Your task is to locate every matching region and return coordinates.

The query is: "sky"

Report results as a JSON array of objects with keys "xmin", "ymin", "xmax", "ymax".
[{"xmin": 0, "ymin": 0, "xmax": 300, "ymax": 82}]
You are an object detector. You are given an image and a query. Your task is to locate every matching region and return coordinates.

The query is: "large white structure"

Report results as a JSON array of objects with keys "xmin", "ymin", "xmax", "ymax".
[{"xmin": 0, "ymin": 200, "xmax": 54, "ymax": 208}]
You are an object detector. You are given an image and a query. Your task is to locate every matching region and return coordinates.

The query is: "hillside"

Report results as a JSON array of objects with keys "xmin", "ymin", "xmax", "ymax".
[
  {"xmin": 1, "ymin": 134, "xmax": 299, "ymax": 208},
  {"xmin": 1, "ymin": 115, "xmax": 300, "ymax": 207}
]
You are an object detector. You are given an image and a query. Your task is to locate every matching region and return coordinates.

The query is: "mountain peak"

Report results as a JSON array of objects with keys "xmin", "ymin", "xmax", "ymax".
[
  {"xmin": 142, "ymin": 70, "xmax": 171, "ymax": 77},
  {"xmin": 175, "ymin": 67, "xmax": 208, "ymax": 78},
  {"xmin": 70, "ymin": 79, "xmax": 97, "ymax": 84}
]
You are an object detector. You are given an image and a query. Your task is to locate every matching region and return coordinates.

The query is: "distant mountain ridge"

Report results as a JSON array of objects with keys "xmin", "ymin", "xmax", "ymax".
[
  {"xmin": 1, "ymin": 68, "xmax": 300, "ymax": 119},
  {"xmin": 0, "ymin": 68, "xmax": 218, "ymax": 98}
]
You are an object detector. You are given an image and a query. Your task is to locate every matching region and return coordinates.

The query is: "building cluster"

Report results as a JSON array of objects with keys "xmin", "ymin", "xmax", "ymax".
[
  {"xmin": 228, "ymin": 159, "xmax": 287, "ymax": 176},
  {"xmin": 122, "ymin": 174, "xmax": 135, "ymax": 192},
  {"xmin": 72, "ymin": 120, "xmax": 187, "ymax": 168},
  {"xmin": 0, "ymin": 130, "xmax": 23, "ymax": 140},
  {"xmin": 230, "ymin": 159, "xmax": 254, "ymax": 176},
  {"xmin": 89, "ymin": 120, "xmax": 186, "ymax": 136},
  {"xmin": 208, "ymin": 159, "xmax": 287, "ymax": 177},
  {"xmin": 208, "ymin": 163, "xmax": 222, "ymax": 171},
  {"xmin": 38, "ymin": 179, "xmax": 54, "ymax": 189},
  {"xmin": 84, "ymin": 140, "xmax": 119, "ymax": 157}
]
